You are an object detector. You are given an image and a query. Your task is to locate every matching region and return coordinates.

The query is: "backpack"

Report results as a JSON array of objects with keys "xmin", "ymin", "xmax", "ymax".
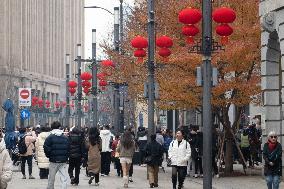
[{"xmin": 18, "ymin": 136, "xmax": 27, "ymax": 154}]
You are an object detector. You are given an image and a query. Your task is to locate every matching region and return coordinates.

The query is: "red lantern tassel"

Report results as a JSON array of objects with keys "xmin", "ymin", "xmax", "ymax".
[
  {"xmin": 136, "ymin": 57, "xmax": 144, "ymax": 64},
  {"xmin": 186, "ymin": 36, "xmax": 194, "ymax": 45},
  {"xmin": 221, "ymin": 36, "xmax": 229, "ymax": 45}
]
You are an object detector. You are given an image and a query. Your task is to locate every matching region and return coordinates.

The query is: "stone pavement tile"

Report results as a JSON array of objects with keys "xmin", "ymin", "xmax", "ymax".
[{"xmin": 8, "ymin": 164, "xmax": 284, "ymax": 189}]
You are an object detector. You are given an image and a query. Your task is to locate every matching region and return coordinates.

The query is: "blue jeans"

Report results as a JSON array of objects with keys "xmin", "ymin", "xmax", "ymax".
[{"xmin": 265, "ymin": 175, "xmax": 280, "ymax": 189}]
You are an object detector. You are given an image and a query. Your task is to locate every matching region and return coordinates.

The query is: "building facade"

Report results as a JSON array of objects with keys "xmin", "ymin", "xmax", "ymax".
[
  {"xmin": 0, "ymin": 0, "xmax": 84, "ymax": 126},
  {"xmin": 260, "ymin": 0, "xmax": 284, "ymax": 172}
]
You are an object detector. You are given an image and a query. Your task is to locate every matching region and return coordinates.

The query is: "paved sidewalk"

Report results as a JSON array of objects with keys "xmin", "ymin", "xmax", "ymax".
[{"xmin": 8, "ymin": 163, "xmax": 284, "ymax": 189}]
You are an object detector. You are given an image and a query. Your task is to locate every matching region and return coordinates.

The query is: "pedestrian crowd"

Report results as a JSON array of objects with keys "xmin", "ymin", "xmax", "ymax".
[{"xmin": 0, "ymin": 121, "xmax": 282, "ymax": 189}]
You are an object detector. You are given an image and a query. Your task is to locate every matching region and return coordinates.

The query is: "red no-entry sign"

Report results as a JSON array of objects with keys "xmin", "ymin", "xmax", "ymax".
[
  {"xmin": 20, "ymin": 89, "xmax": 30, "ymax": 99},
  {"xmin": 19, "ymin": 88, "xmax": 31, "ymax": 107}
]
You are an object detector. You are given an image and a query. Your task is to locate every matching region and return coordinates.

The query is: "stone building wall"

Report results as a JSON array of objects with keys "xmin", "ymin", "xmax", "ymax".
[
  {"xmin": 0, "ymin": 0, "xmax": 84, "ymax": 126},
  {"xmin": 260, "ymin": 0, "xmax": 284, "ymax": 172}
]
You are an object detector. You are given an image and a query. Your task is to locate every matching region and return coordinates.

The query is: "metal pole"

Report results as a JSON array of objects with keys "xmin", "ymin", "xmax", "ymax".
[
  {"xmin": 202, "ymin": 0, "xmax": 212, "ymax": 188},
  {"xmin": 119, "ymin": 0, "xmax": 124, "ymax": 44},
  {"xmin": 147, "ymin": 0, "xmax": 156, "ymax": 136},
  {"xmin": 65, "ymin": 54, "xmax": 70, "ymax": 127},
  {"xmin": 114, "ymin": 7, "xmax": 121, "ymax": 134},
  {"xmin": 91, "ymin": 29, "xmax": 98, "ymax": 128},
  {"xmin": 76, "ymin": 44, "xmax": 82, "ymax": 128}
]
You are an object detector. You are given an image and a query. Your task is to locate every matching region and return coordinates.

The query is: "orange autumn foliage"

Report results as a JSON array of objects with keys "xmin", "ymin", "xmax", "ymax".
[{"xmin": 102, "ymin": 0, "xmax": 261, "ymax": 113}]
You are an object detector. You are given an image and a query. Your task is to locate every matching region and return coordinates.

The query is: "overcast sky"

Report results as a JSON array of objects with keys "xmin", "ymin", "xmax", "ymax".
[{"xmin": 84, "ymin": 0, "xmax": 134, "ymax": 59}]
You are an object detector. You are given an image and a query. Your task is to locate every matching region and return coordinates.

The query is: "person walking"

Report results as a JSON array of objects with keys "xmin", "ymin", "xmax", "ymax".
[
  {"xmin": 19, "ymin": 126, "xmax": 37, "ymax": 179},
  {"xmin": 168, "ymin": 130, "xmax": 191, "ymax": 189},
  {"xmin": 112, "ymin": 135, "xmax": 122, "ymax": 177},
  {"xmin": 137, "ymin": 127, "xmax": 148, "ymax": 166},
  {"xmin": 100, "ymin": 125, "xmax": 113, "ymax": 176},
  {"xmin": 35, "ymin": 125, "xmax": 51, "ymax": 179},
  {"xmin": 190, "ymin": 129, "xmax": 203, "ymax": 178},
  {"xmin": 263, "ymin": 131, "xmax": 282, "ymax": 189},
  {"xmin": 117, "ymin": 130, "xmax": 135, "ymax": 188},
  {"xmin": 0, "ymin": 130, "xmax": 12, "ymax": 189},
  {"xmin": 86, "ymin": 127, "xmax": 101, "ymax": 186},
  {"xmin": 145, "ymin": 134, "xmax": 164, "ymax": 188},
  {"xmin": 68, "ymin": 127, "xmax": 85, "ymax": 185},
  {"xmin": 44, "ymin": 121, "xmax": 69, "ymax": 189}
]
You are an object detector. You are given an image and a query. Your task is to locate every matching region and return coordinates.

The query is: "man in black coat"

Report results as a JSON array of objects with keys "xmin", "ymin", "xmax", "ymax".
[
  {"xmin": 68, "ymin": 127, "xmax": 85, "ymax": 185},
  {"xmin": 44, "ymin": 121, "xmax": 69, "ymax": 189},
  {"xmin": 145, "ymin": 134, "xmax": 164, "ymax": 188}
]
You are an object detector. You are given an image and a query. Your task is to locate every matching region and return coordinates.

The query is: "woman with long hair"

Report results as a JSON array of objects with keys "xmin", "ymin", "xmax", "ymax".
[
  {"xmin": 86, "ymin": 127, "xmax": 101, "ymax": 186},
  {"xmin": 117, "ymin": 130, "xmax": 135, "ymax": 188}
]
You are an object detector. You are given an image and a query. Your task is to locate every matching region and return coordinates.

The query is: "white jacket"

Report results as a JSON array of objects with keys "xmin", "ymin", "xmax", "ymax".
[
  {"xmin": 35, "ymin": 132, "xmax": 50, "ymax": 169},
  {"xmin": 100, "ymin": 130, "xmax": 113, "ymax": 152},
  {"xmin": 168, "ymin": 139, "xmax": 191, "ymax": 167},
  {"xmin": 0, "ymin": 139, "xmax": 12, "ymax": 189}
]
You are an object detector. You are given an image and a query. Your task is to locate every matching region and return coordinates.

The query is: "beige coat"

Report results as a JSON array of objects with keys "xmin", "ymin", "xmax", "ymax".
[
  {"xmin": 22, "ymin": 132, "xmax": 37, "ymax": 157},
  {"xmin": 0, "ymin": 139, "xmax": 12, "ymax": 189},
  {"xmin": 86, "ymin": 140, "xmax": 101, "ymax": 174},
  {"xmin": 35, "ymin": 132, "xmax": 50, "ymax": 169}
]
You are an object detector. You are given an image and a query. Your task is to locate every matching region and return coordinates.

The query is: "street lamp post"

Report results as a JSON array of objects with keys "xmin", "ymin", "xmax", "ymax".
[
  {"xmin": 147, "ymin": 0, "xmax": 156, "ymax": 136},
  {"xmin": 76, "ymin": 44, "xmax": 83, "ymax": 128},
  {"xmin": 65, "ymin": 54, "xmax": 71, "ymax": 127},
  {"xmin": 91, "ymin": 29, "xmax": 98, "ymax": 128},
  {"xmin": 202, "ymin": 1, "xmax": 213, "ymax": 188}
]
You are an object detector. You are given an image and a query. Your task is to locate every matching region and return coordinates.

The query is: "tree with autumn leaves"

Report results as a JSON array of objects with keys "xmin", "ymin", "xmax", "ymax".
[{"xmin": 102, "ymin": 0, "xmax": 260, "ymax": 174}]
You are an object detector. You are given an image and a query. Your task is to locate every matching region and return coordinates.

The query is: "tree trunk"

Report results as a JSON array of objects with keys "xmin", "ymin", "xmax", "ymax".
[{"xmin": 225, "ymin": 128, "xmax": 234, "ymax": 174}]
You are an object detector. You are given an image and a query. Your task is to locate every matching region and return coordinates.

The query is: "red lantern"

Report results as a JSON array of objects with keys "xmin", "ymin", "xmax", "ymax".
[
  {"xmin": 182, "ymin": 25, "xmax": 200, "ymax": 44},
  {"xmin": 32, "ymin": 96, "xmax": 38, "ymax": 102},
  {"xmin": 70, "ymin": 102, "xmax": 75, "ymax": 109},
  {"xmin": 55, "ymin": 101, "xmax": 60, "ymax": 108},
  {"xmin": 38, "ymin": 99, "xmax": 44, "ymax": 107},
  {"xmin": 131, "ymin": 36, "xmax": 148, "ymax": 49},
  {"xmin": 99, "ymin": 80, "xmax": 107, "ymax": 87},
  {"xmin": 158, "ymin": 48, "xmax": 171, "ymax": 58},
  {"xmin": 215, "ymin": 24, "xmax": 233, "ymax": 45},
  {"xmin": 82, "ymin": 80, "xmax": 91, "ymax": 88},
  {"xmin": 32, "ymin": 100, "xmax": 37, "ymax": 107},
  {"xmin": 156, "ymin": 35, "xmax": 173, "ymax": 48},
  {"xmin": 80, "ymin": 72, "xmax": 92, "ymax": 80},
  {"xmin": 178, "ymin": 8, "xmax": 202, "ymax": 25},
  {"xmin": 97, "ymin": 73, "xmax": 106, "ymax": 80},
  {"xmin": 101, "ymin": 60, "xmax": 115, "ymax": 68},
  {"xmin": 68, "ymin": 80, "xmax": 77, "ymax": 88},
  {"xmin": 213, "ymin": 7, "xmax": 236, "ymax": 23},
  {"xmin": 69, "ymin": 88, "xmax": 76, "ymax": 96},
  {"xmin": 83, "ymin": 88, "xmax": 90, "ymax": 95},
  {"xmin": 61, "ymin": 101, "xmax": 67, "ymax": 107},
  {"xmin": 45, "ymin": 100, "xmax": 50, "ymax": 108},
  {"xmin": 134, "ymin": 49, "xmax": 146, "ymax": 63}
]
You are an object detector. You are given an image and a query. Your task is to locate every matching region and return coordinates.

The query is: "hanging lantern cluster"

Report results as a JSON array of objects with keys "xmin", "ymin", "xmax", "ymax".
[
  {"xmin": 178, "ymin": 7, "xmax": 202, "ymax": 44},
  {"xmin": 156, "ymin": 35, "xmax": 173, "ymax": 60},
  {"xmin": 68, "ymin": 80, "xmax": 77, "ymax": 96},
  {"xmin": 54, "ymin": 101, "xmax": 60, "ymax": 109},
  {"xmin": 97, "ymin": 71, "xmax": 109, "ymax": 91},
  {"xmin": 131, "ymin": 35, "xmax": 148, "ymax": 63},
  {"xmin": 80, "ymin": 72, "xmax": 92, "ymax": 96},
  {"xmin": 32, "ymin": 96, "xmax": 38, "ymax": 106},
  {"xmin": 213, "ymin": 7, "xmax": 236, "ymax": 45},
  {"xmin": 70, "ymin": 101, "xmax": 75, "ymax": 110},
  {"xmin": 45, "ymin": 100, "xmax": 51, "ymax": 108},
  {"xmin": 38, "ymin": 99, "xmax": 44, "ymax": 108},
  {"xmin": 61, "ymin": 101, "xmax": 67, "ymax": 108}
]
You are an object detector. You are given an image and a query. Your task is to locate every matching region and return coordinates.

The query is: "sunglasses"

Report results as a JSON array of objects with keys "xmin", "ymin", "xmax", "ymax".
[{"xmin": 270, "ymin": 136, "xmax": 277, "ymax": 139}]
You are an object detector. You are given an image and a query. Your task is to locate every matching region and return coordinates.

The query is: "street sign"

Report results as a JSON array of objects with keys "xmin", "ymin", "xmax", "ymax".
[
  {"xmin": 19, "ymin": 88, "xmax": 31, "ymax": 106},
  {"xmin": 20, "ymin": 109, "xmax": 30, "ymax": 120}
]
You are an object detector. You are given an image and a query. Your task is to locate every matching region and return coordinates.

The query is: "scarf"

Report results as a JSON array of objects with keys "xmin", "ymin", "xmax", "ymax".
[{"xmin": 268, "ymin": 141, "xmax": 277, "ymax": 152}]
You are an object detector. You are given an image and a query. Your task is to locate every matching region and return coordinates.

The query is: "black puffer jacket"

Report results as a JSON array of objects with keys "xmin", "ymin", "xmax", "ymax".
[
  {"xmin": 145, "ymin": 140, "xmax": 163, "ymax": 166},
  {"xmin": 44, "ymin": 129, "xmax": 70, "ymax": 163},
  {"xmin": 69, "ymin": 133, "xmax": 84, "ymax": 159},
  {"xmin": 263, "ymin": 142, "xmax": 282, "ymax": 176}
]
